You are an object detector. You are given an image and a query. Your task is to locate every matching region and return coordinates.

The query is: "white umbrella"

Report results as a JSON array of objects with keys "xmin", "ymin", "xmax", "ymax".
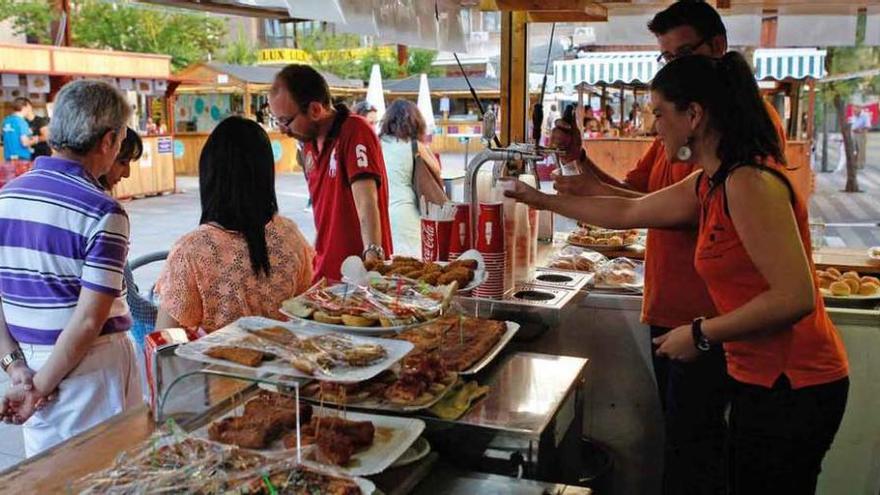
[
  {"xmin": 417, "ymin": 73, "xmax": 436, "ymax": 135},
  {"xmin": 365, "ymin": 64, "xmax": 386, "ymax": 122}
]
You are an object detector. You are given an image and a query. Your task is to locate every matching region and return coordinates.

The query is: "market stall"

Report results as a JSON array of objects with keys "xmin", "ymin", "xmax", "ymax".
[
  {"xmin": 552, "ymin": 48, "xmax": 824, "ymax": 200},
  {"xmin": 171, "ymin": 63, "xmax": 365, "ymax": 175},
  {"xmin": 0, "ymin": 43, "xmax": 176, "ymax": 199}
]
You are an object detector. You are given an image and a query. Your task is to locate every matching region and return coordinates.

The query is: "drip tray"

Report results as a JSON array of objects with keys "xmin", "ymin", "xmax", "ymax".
[
  {"xmin": 529, "ymin": 268, "xmax": 593, "ymax": 291},
  {"xmin": 502, "ymin": 284, "xmax": 575, "ymax": 309}
]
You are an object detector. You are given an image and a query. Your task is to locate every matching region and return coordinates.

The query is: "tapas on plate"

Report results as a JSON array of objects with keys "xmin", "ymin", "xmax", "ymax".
[{"xmin": 282, "ymin": 277, "xmax": 456, "ymax": 332}]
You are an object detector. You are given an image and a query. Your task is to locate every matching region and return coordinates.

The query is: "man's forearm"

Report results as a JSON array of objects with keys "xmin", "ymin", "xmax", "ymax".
[
  {"xmin": 351, "ymin": 179, "xmax": 383, "ymax": 248},
  {"xmin": 31, "ymin": 317, "xmax": 103, "ymax": 395},
  {"xmin": 0, "ymin": 306, "xmax": 20, "ymax": 358}
]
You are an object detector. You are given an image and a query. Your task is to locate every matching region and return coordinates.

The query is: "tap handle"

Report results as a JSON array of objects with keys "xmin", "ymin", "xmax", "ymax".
[
  {"xmin": 482, "ymin": 109, "xmax": 497, "ymax": 145},
  {"xmin": 532, "ymin": 103, "xmax": 544, "ymax": 145}
]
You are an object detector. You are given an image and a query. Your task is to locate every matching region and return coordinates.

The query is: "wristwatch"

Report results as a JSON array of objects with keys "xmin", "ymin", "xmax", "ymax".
[
  {"xmin": 691, "ymin": 317, "xmax": 712, "ymax": 352},
  {"xmin": 362, "ymin": 244, "xmax": 386, "ymax": 260},
  {"xmin": 1, "ymin": 349, "xmax": 26, "ymax": 373}
]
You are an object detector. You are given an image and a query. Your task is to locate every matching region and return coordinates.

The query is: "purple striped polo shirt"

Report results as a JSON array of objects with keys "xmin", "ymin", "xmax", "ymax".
[{"xmin": 0, "ymin": 156, "xmax": 132, "ymax": 345}]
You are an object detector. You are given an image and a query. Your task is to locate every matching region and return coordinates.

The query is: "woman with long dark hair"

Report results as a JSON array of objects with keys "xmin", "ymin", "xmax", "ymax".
[
  {"xmin": 155, "ymin": 117, "xmax": 314, "ymax": 332},
  {"xmin": 379, "ymin": 99, "xmax": 441, "ymax": 256},
  {"xmin": 507, "ymin": 52, "xmax": 848, "ymax": 493}
]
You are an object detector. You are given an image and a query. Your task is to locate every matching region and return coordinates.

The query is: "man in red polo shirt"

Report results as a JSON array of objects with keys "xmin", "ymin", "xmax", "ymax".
[{"xmin": 269, "ymin": 65, "xmax": 393, "ymax": 281}]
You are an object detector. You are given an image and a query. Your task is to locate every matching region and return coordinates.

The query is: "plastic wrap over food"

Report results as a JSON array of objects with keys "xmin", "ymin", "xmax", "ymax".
[
  {"xmin": 547, "ymin": 246, "xmax": 608, "ymax": 272},
  {"xmin": 71, "ymin": 422, "xmax": 374, "ymax": 494}
]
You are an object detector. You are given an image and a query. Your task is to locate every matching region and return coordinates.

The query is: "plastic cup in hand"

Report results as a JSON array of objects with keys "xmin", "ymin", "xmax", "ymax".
[{"xmin": 559, "ymin": 160, "xmax": 581, "ymax": 176}]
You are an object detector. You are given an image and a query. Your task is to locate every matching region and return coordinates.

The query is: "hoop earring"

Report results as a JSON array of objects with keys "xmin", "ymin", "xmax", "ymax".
[{"xmin": 676, "ymin": 137, "xmax": 693, "ymax": 162}]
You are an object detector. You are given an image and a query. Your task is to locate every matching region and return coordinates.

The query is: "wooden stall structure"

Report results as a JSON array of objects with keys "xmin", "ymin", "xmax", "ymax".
[
  {"xmin": 383, "ymin": 75, "xmax": 542, "ymax": 154},
  {"xmin": 552, "ymin": 47, "xmax": 823, "ymax": 200},
  {"xmin": 171, "ymin": 63, "xmax": 364, "ymax": 175},
  {"xmin": 0, "ymin": 43, "xmax": 176, "ymax": 199}
]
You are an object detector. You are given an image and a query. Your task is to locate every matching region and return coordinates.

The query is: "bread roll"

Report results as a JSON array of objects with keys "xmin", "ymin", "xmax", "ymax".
[
  {"xmin": 859, "ymin": 276, "xmax": 880, "ymax": 286},
  {"xmin": 817, "ymin": 274, "xmax": 837, "ymax": 290},
  {"xmin": 858, "ymin": 282, "xmax": 880, "ymax": 296},
  {"xmin": 843, "ymin": 278, "xmax": 860, "ymax": 294},
  {"xmin": 841, "ymin": 271, "xmax": 860, "ymax": 281},
  {"xmin": 826, "ymin": 267, "xmax": 842, "ymax": 278},
  {"xmin": 815, "ymin": 269, "xmax": 827, "ymax": 278},
  {"xmin": 829, "ymin": 281, "xmax": 852, "ymax": 296},
  {"xmin": 608, "ymin": 235, "xmax": 624, "ymax": 247}
]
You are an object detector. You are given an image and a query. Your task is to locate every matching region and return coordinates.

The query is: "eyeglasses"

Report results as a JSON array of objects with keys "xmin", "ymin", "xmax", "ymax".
[
  {"xmin": 274, "ymin": 110, "xmax": 300, "ymax": 129},
  {"xmin": 657, "ymin": 38, "xmax": 711, "ymax": 64}
]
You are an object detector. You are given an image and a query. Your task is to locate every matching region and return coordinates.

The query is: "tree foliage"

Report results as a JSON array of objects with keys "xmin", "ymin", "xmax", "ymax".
[
  {"xmin": 222, "ymin": 31, "xmax": 258, "ymax": 66},
  {"xmin": 298, "ymin": 30, "xmax": 363, "ymax": 79},
  {"xmin": 0, "ymin": 0, "xmax": 56, "ymax": 44},
  {"xmin": 406, "ymin": 48, "xmax": 442, "ymax": 78},
  {"xmin": 0, "ymin": 0, "xmax": 226, "ymax": 70},
  {"xmin": 821, "ymin": 12, "xmax": 880, "ymax": 192}
]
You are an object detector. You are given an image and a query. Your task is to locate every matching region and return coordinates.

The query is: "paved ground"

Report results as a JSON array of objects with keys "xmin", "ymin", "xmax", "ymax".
[{"xmin": 1, "ymin": 136, "xmax": 877, "ymax": 470}]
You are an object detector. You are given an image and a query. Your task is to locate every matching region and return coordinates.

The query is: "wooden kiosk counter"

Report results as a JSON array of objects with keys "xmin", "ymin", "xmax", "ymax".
[{"xmin": 0, "ymin": 43, "xmax": 177, "ymax": 200}]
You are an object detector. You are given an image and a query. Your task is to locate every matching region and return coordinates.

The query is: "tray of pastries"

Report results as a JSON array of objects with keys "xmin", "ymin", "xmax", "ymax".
[
  {"xmin": 567, "ymin": 225, "xmax": 643, "ymax": 251},
  {"xmin": 365, "ymin": 250, "xmax": 487, "ymax": 293},
  {"xmin": 196, "ymin": 391, "xmax": 425, "ymax": 477},
  {"xmin": 817, "ymin": 267, "xmax": 880, "ymax": 300},
  {"xmin": 392, "ymin": 316, "xmax": 517, "ymax": 375},
  {"xmin": 281, "ymin": 277, "xmax": 457, "ymax": 335},
  {"xmin": 175, "ymin": 317, "xmax": 414, "ymax": 383},
  {"xmin": 301, "ymin": 352, "xmax": 459, "ymax": 413}
]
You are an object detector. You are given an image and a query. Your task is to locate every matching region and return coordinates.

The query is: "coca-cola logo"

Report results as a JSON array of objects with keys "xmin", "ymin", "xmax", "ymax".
[{"xmin": 422, "ymin": 221, "xmax": 436, "ymax": 259}]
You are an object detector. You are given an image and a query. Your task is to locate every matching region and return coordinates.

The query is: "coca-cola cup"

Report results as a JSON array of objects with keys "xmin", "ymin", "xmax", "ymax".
[
  {"xmin": 448, "ymin": 203, "xmax": 472, "ymax": 260},
  {"xmin": 473, "ymin": 202, "xmax": 505, "ymax": 299},
  {"xmin": 422, "ymin": 218, "xmax": 454, "ymax": 261},
  {"xmin": 475, "ymin": 202, "xmax": 504, "ymax": 254}
]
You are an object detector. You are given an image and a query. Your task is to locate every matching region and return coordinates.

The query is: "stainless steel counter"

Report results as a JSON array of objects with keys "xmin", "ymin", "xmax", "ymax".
[{"xmin": 515, "ymin": 290, "xmax": 664, "ymax": 495}]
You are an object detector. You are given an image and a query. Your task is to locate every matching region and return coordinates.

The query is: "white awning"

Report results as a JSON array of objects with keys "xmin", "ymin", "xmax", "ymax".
[
  {"xmin": 553, "ymin": 48, "xmax": 826, "ymax": 88},
  {"xmin": 554, "ymin": 51, "xmax": 661, "ymax": 88},
  {"xmin": 753, "ymin": 48, "xmax": 826, "ymax": 81}
]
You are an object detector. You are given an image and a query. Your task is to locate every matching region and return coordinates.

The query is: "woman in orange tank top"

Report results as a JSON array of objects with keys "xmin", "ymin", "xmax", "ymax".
[{"xmin": 506, "ymin": 52, "xmax": 848, "ymax": 494}]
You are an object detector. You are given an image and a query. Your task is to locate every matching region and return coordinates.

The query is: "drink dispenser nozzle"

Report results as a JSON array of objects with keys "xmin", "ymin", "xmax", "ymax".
[{"xmin": 482, "ymin": 108, "xmax": 497, "ymax": 147}]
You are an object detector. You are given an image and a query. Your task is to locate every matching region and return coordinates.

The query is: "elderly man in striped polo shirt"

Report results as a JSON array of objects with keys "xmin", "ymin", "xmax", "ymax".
[{"xmin": 0, "ymin": 80, "xmax": 142, "ymax": 456}]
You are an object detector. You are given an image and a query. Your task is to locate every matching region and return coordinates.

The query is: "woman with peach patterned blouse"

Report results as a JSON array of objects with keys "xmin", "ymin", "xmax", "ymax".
[{"xmin": 155, "ymin": 117, "xmax": 314, "ymax": 332}]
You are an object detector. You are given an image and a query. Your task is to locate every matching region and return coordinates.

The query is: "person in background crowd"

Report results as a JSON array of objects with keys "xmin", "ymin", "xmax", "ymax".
[
  {"xmin": 628, "ymin": 102, "xmax": 643, "ymax": 133},
  {"xmin": 552, "ymin": 2, "xmax": 788, "ymax": 493},
  {"xmin": 352, "ymin": 101, "xmax": 380, "ymax": 129},
  {"xmin": 255, "ymin": 102, "xmax": 271, "ymax": 127},
  {"xmin": 379, "ymin": 99, "xmax": 442, "ymax": 256},
  {"xmin": 602, "ymin": 104, "xmax": 616, "ymax": 132},
  {"xmin": 269, "ymin": 65, "xmax": 392, "ymax": 281},
  {"xmin": 509, "ymin": 51, "xmax": 849, "ymax": 495},
  {"xmin": 852, "ymin": 105, "xmax": 872, "ymax": 169},
  {"xmin": 28, "ymin": 109, "xmax": 51, "ymax": 159},
  {"xmin": 154, "ymin": 117, "xmax": 314, "ymax": 333},
  {"xmin": 543, "ymin": 103, "xmax": 560, "ymax": 145},
  {"xmin": 0, "ymin": 80, "xmax": 141, "ymax": 455},
  {"xmin": 2, "ymin": 97, "xmax": 39, "ymax": 161},
  {"xmin": 582, "ymin": 105, "xmax": 600, "ymax": 136}
]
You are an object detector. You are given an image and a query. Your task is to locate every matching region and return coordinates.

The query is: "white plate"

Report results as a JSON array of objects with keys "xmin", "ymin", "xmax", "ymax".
[
  {"xmin": 820, "ymin": 289, "xmax": 880, "ymax": 301},
  {"xmin": 593, "ymin": 262, "xmax": 645, "ymax": 291},
  {"xmin": 174, "ymin": 316, "xmax": 414, "ymax": 383},
  {"xmin": 384, "ymin": 250, "xmax": 487, "ymax": 293},
  {"xmin": 194, "ymin": 404, "xmax": 425, "ymax": 477},
  {"xmin": 457, "ymin": 321, "xmax": 520, "ymax": 375},
  {"xmin": 281, "ymin": 283, "xmax": 449, "ymax": 335},
  {"xmin": 390, "ymin": 436, "xmax": 431, "ymax": 468},
  {"xmin": 301, "ymin": 372, "xmax": 460, "ymax": 413}
]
